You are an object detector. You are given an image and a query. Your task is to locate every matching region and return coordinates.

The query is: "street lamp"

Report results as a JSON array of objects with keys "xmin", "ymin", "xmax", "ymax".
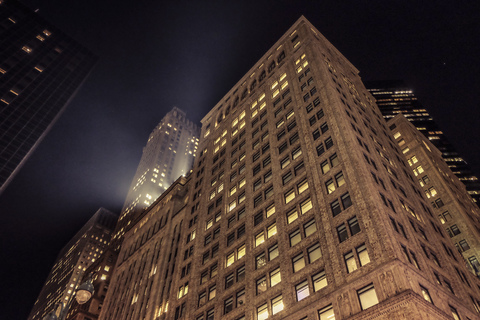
[{"xmin": 42, "ymin": 276, "xmax": 95, "ymax": 320}]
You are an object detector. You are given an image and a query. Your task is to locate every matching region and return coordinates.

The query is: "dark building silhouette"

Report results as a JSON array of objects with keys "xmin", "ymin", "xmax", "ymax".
[
  {"xmin": 366, "ymin": 80, "xmax": 480, "ymax": 206},
  {"xmin": 0, "ymin": 0, "xmax": 96, "ymax": 195}
]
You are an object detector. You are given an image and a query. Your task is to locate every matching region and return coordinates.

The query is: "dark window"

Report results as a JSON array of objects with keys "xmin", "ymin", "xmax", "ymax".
[
  {"xmin": 331, "ymin": 199, "xmax": 341, "ymax": 216},
  {"xmin": 254, "ymin": 212, "xmax": 264, "ymax": 226},
  {"xmin": 225, "ymin": 273, "xmax": 234, "ymax": 289},
  {"xmin": 348, "ymin": 216, "xmax": 360, "ymax": 235},
  {"xmin": 316, "ymin": 144, "xmax": 325, "ymax": 156},
  {"xmin": 325, "ymin": 137, "xmax": 334, "ymax": 149},
  {"xmin": 337, "ymin": 223, "xmax": 348, "ymax": 242}
]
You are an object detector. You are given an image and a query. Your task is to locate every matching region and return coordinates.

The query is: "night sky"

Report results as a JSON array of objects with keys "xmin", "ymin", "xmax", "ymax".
[{"xmin": 1, "ymin": 1, "xmax": 479, "ymax": 319}]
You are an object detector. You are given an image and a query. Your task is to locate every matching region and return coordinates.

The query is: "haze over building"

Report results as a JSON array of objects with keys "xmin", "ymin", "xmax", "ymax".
[
  {"xmin": 0, "ymin": 0, "xmax": 97, "ymax": 195},
  {"xmin": 112, "ymin": 107, "xmax": 200, "ymax": 250},
  {"xmin": 366, "ymin": 80, "xmax": 480, "ymax": 206},
  {"xmin": 28, "ymin": 208, "xmax": 117, "ymax": 320},
  {"xmin": 98, "ymin": 17, "xmax": 480, "ymax": 320}
]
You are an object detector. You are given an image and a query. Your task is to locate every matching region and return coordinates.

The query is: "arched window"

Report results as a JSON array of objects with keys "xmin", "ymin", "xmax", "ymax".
[
  {"xmin": 259, "ymin": 70, "xmax": 266, "ymax": 82},
  {"xmin": 250, "ymin": 79, "xmax": 257, "ymax": 91},
  {"xmin": 241, "ymin": 89, "xmax": 248, "ymax": 100},
  {"xmin": 268, "ymin": 61, "xmax": 276, "ymax": 73},
  {"xmin": 277, "ymin": 51, "xmax": 286, "ymax": 64},
  {"xmin": 217, "ymin": 112, "xmax": 224, "ymax": 124}
]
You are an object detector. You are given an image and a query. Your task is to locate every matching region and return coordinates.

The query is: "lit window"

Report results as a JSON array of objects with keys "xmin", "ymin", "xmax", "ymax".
[
  {"xmin": 257, "ymin": 303, "xmax": 268, "ymax": 320},
  {"xmin": 344, "ymin": 251, "xmax": 357, "ymax": 273},
  {"xmin": 22, "ymin": 46, "xmax": 32, "ymax": 53},
  {"xmin": 304, "ymin": 219, "xmax": 317, "ymax": 237},
  {"xmin": 287, "ymin": 208, "xmax": 299, "ymax": 224},
  {"xmin": 256, "ymin": 276, "xmax": 267, "ymax": 295},
  {"xmin": 270, "ymin": 267, "xmax": 281, "ymax": 286},
  {"xmin": 300, "ymin": 198, "xmax": 312, "ymax": 214},
  {"xmin": 292, "ymin": 253, "xmax": 305, "ymax": 272},
  {"xmin": 285, "ymin": 189, "xmax": 295, "ymax": 204},
  {"xmin": 308, "ymin": 243, "xmax": 322, "ymax": 263},
  {"xmin": 226, "ymin": 252, "xmax": 235, "ymax": 267},
  {"xmin": 229, "ymin": 200, "xmax": 236, "ymax": 212},
  {"xmin": 206, "ymin": 218, "xmax": 213, "ymax": 230},
  {"xmin": 208, "ymin": 285, "xmax": 216, "ymax": 300},
  {"xmin": 290, "ymin": 229, "xmax": 301, "ymax": 246},
  {"xmin": 296, "ymin": 280, "xmax": 309, "ymax": 301},
  {"xmin": 357, "ymin": 244, "xmax": 370, "ymax": 266},
  {"xmin": 298, "ymin": 178, "xmax": 309, "ymax": 194},
  {"xmin": 357, "ymin": 283, "xmax": 379, "ymax": 310},
  {"xmin": 420, "ymin": 285, "xmax": 432, "ymax": 303},
  {"xmin": 292, "ymin": 147, "xmax": 302, "ymax": 160},
  {"xmin": 318, "ymin": 305, "xmax": 335, "ymax": 320},
  {"xmin": 268, "ymin": 243, "xmax": 279, "ymax": 260},
  {"xmin": 255, "ymin": 232, "xmax": 265, "ymax": 247},
  {"xmin": 321, "ymin": 160, "xmax": 331, "ymax": 174},
  {"xmin": 266, "ymin": 204, "xmax": 275, "ymax": 217},
  {"xmin": 280, "ymin": 156, "xmax": 290, "ymax": 169},
  {"xmin": 267, "ymin": 223, "xmax": 277, "ymax": 238},
  {"xmin": 230, "ymin": 186, "xmax": 237, "ymax": 196},
  {"xmin": 326, "ymin": 179, "xmax": 336, "ymax": 194},
  {"xmin": 237, "ymin": 244, "xmax": 246, "ymax": 259},
  {"xmin": 272, "ymin": 295, "xmax": 284, "ymax": 314},
  {"xmin": 313, "ymin": 270, "xmax": 327, "ymax": 291}
]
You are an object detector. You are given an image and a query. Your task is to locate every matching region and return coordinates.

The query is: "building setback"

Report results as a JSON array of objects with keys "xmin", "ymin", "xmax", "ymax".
[
  {"xmin": 0, "ymin": 0, "xmax": 97, "ymax": 195},
  {"xmin": 28, "ymin": 208, "xmax": 117, "ymax": 320},
  {"xmin": 99, "ymin": 17, "xmax": 480, "ymax": 320},
  {"xmin": 366, "ymin": 80, "xmax": 480, "ymax": 206},
  {"xmin": 113, "ymin": 107, "xmax": 200, "ymax": 251},
  {"xmin": 388, "ymin": 115, "xmax": 480, "ymax": 276}
]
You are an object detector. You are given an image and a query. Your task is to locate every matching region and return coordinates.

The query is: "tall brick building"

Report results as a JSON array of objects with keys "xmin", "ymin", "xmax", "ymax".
[
  {"xmin": 99, "ymin": 17, "xmax": 480, "ymax": 320},
  {"xmin": 366, "ymin": 80, "xmax": 480, "ymax": 206},
  {"xmin": 388, "ymin": 115, "xmax": 480, "ymax": 276}
]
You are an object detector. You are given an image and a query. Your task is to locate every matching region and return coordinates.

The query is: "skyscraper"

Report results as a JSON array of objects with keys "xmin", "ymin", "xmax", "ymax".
[
  {"xmin": 99, "ymin": 17, "xmax": 480, "ymax": 320},
  {"xmin": 366, "ymin": 80, "xmax": 480, "ymax": 205},
  {"xmin": 112, "ymin": 107, "xmax": 199, "ymax": 250},
  {"xmin": 28, "ymin": 208, "xmax": 117, "ymax": 320},
  {"xmin": 0, "ymin": 0, "xmax": 97, "ymax": 195},
  {"xmin": 388, "ymin": 115, "xmax": 480, "ymax": 275}
]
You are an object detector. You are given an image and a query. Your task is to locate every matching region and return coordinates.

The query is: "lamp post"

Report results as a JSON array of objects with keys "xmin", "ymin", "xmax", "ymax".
[{"xmin": 42, "ymin": 276, "xmax": 95, "ymax": 320}]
